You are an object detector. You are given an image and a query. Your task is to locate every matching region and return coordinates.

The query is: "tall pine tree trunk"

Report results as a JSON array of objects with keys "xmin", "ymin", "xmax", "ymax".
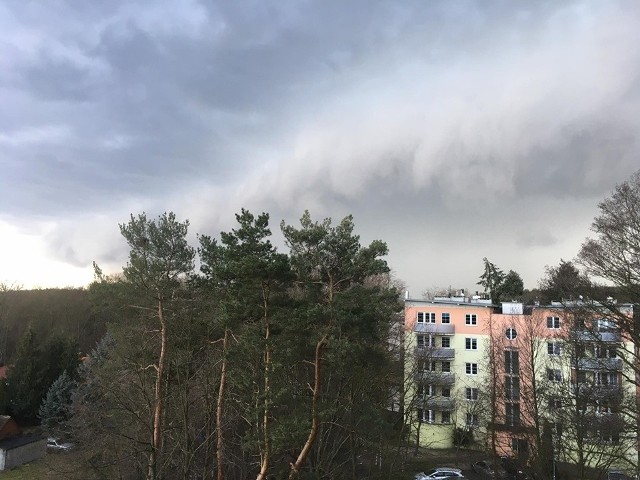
[
  {"xmin": 148, "ymin": 298, "xmax": 168, "ymax": 480},
  {"xmin": 216, "ymin": 329, "xmax": 229, "ymax": 480},
  {"xmin": 289, "ymin": 335, "xmax": 328, "ymax": 480},
  {"xmin": 257, "ymin": 288, "xmax": 272, "ymax": 480}
]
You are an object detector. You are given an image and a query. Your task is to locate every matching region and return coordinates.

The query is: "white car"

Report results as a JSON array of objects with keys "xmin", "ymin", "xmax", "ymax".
[
  {"xmin": 415, "ymin": 467, "xmax": 465, "ymax": 479},
  {"xmin": 47, "ymin": 437, "xmax": 74, "ymax": 452}
]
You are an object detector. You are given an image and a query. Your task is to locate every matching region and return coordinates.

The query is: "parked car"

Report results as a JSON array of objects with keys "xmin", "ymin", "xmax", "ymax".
[
  {"xmin": 47, "ymin": 437, "xmax": 74, "ymax": 452},
  {"xmin": 472, "ymin": 460, "xmax": 499, "ymax": 478},
  {"xmin": 415, "ymin": 467, "xmax": 465, "ymax": 479},
  {"xmin": 608, "ymin": 471, "xmax": 635, "ymax": 480}
]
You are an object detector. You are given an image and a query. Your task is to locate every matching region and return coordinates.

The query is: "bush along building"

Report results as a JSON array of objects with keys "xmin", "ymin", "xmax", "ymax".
[{"xmin": 405, "ymin": 293, "xmax": 637, "ymax": 478}]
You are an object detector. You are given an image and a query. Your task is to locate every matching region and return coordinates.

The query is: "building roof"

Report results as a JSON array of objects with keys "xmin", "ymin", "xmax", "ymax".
[{"xmin": 0, "ymin": 435, "xmax": 44, "ymax": 451}]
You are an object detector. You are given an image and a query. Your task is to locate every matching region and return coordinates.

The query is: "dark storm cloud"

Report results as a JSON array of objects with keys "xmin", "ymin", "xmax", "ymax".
[{"xmin": 1, "ymin": 0, "xmax": 640, "ymax": 290}]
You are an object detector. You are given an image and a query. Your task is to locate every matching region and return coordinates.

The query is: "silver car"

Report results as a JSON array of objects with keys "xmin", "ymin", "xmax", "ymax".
[{"xmin": 415, "ymin": 467, "xmax": 465, "ymax": 479}]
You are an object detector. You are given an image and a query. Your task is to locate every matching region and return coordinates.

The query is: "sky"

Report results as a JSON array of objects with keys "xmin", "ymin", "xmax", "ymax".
[{"xmin": 1, "ymin": 0, "xmax": 639, "ymax": 296}]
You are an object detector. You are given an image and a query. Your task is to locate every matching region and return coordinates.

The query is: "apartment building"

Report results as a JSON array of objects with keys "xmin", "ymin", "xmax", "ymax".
[{"xmin": 405, "ymin": 295, "xmax": 636, "ymax": 473}]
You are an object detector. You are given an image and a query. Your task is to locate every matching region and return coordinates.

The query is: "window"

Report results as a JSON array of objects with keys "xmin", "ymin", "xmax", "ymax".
[
  {"xmin": 595, "ymin": 345, "xmax": 617, "ymax": 358},
  {"xmin": 547, "ymin": 342, "xmax": 561, "ymax": 355},
  {"xmin": 511, "ymin": 438, "xmax": 528, "ymax": 454},
  {"xmin": 598, "ymin": 430, "xmax": 620, "ymax": 444},
  {"xmin": 506, "ymin": 403, "xmax": 521, "ymax": 426},
  {"xmin": 441, "ymin": 361, "xmax": 451, "ymax": 373},
  {"xmin": 441, "ymin": 312, "xmax": 450, "ymax": 324},
  {"xmin": 549, "ymin": 397, "xmax": 562, "ymax": 409},
  {"xmin": 597, "ymin": 318, "xmax": 616, "ymax": 332},
  {"xmin": 465, "ymin": 338, "xmax": 478, "ymax": 350},
  {"xmin": 441, "ymin": 411, "xmax": 451, "ymax": 424},
  {"xmin": 504, "ymin": 350, "xmax": 519, "ymax": 375},
  {"xmin": 417, "ymin": 384, "xmax": 435, "ymax": 397},
  {"xmin": 465, "ymin": 363, "xmax": 478, "ymax": 375},
  {"xmin": 506, "ymin": 328, "xmax": 517, "ymax": 340},
  {"xmin": 576, "ymin": 371, "xmax": 587, "ymax": 383},
  {"xmin": 547, "ymin": 316, "xmax": 561, "ymax": 329},
  {"xmin": 441, "ymin": 337, "xmax": 451, "ymax": 348},
  {"xmin": 441, "ymin": 387, "xmax": 451, "ymax": 398},
  {"xmin": 547, "ymin": 368, "xmax": 562, "ymax": 382},
  {"xmin": 465, "ymin": 314, "xmax": 477, "ymax": 326},
  {"xmin": 466, "ymin": 387, "xmax": 478, "ymax": 401},
  {"xmin": 417, "ymin": 409, "xmax": 435, "ymax": 423},
  {"xmin": 596, "ymin": 402, "xmax": 613, "ymax": 415},
  {"xmin": 505, "ymin": 377, "xmax": 520, "ymax": 401},
  {"xmin": 596, "ymin": 372, "xmax": 618, "ymax": 386},
  {"xmin": 417, "ymin": 335, "xmax": 436, "ymax": 348},
  {"xmin": 466, "ymin": 413, "xmax": 479, "ymax": 426},
  {"xmin": 420, "ymin": 360, "xmax": 437, "ymax": 372},
  {"xmin": 417, "ymin": 312, "xmax": 436, "ymax": 323}
]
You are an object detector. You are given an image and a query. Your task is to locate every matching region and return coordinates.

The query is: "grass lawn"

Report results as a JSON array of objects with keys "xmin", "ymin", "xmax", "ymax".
[{"xmin": 1, "ymin": 450, "xmax": 100, "ymax": 480}]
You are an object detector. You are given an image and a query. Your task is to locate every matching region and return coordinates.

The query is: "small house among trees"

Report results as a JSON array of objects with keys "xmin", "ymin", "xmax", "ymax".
[{"xmin": 0, "ymin": 416, "xmax": 45, "ymax": 471}]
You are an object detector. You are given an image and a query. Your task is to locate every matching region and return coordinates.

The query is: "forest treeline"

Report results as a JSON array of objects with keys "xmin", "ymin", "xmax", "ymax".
[{"xmin": 26, "ymin": 210, "xmax": 405, "ymax": 480}]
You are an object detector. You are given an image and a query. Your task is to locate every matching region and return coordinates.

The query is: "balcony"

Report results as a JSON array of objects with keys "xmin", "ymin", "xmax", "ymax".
[
  {"xmin": 414, "ymin": 372, "xmax": 456, "ymax": 386},
  {"xmin": 415, "ymin": 323, "xmax": 455, "ymax": 334},
  {"xmin": 577, "ymin": 357, "xmax": 623, "ymax": 371},
  {"xmin": 573, "ymin": 383, "xmax": 623, "ymax": 401},
  {"xmin": 573, "ymin": 330, "xmax": 621, "ymax": 343},
  {"xmin": 423, "ymin": 397, "xmax": 455, "ymax": 410},
  {"xmin": 415, "ymin": 347, "xmax": 456, "ymax": 359}
]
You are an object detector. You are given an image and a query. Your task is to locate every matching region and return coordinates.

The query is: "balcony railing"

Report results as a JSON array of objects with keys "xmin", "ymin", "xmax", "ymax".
[
  {"xmin": 573, "ymin": 330, "xmax": 621, "ymax": 343},
  {"xmin": 415, "ymin": 347, "xmax": 456, "ymax": 359},
  {"xmin": 573, "ymin": 383, "xmax": 623, "ymax": 400},
  {"xmin": 414, "ymin": 323, "xmax": 455, "ymax": 334},
  {"xmin": 423, "ymin": 397, "xmax": 455, "ymax": 410},
  {"xmin": 576, "ymin": 357, "xmax": 623, "ymax": 371},
  {"xmin": 414, "ymin": 372, "xmax": 456, "ymax": 386}
]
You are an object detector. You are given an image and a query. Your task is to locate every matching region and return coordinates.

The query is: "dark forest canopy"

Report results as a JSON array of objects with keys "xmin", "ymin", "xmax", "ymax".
[{"xmin": 0, "ymin": 287, "xmax": 106, "ymax": 363}]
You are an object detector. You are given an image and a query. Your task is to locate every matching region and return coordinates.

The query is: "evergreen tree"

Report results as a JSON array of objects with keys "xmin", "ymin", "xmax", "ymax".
[
  {"xmin": 119, "ymin": 212, "xmax": 195, "ymax": 480},
  {"xmin": 477, "ymin": 257, "xmax": 506, "ymax": 304},
  {"xmin": 39, "ymin": 370, "xmax": 76, "ymax": 433}
]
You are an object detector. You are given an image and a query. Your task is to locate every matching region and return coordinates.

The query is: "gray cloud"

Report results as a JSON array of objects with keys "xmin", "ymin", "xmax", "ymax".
[{"xmin": 1, "ymin": 0, "xmax": 639, "ymax": 292}]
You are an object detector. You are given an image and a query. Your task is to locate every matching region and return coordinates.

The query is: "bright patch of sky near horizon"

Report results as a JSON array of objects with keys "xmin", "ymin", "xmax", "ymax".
[{"xmin": 1, "ymin": 1, "xmax": 639, "ymax": 294}]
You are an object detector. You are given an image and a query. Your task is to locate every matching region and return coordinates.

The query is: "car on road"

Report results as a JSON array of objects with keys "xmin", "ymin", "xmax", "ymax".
[
  {"xmin": 415, "ymin": 467, "xmax": 466, "ymax": 479},
  {"xmin": 47, "ymin": 437, "xmax": 74, "ymax": 452}
]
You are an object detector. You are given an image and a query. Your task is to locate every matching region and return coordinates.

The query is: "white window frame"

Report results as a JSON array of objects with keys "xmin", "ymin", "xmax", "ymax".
[
  {"xmin": 441, "ymin": 337, "xmax": 451, "ymax": 348},
  {"xmin": 505, "ymin": 328, "xmax": 517, "ymax": 340},
  {"xmin": 465, "ymin": 313, "xmax": 478, "ymax": 326},
  {"xmin": 506, "ymin": 403, "xmax": 520, "ymax": 426},
  {"xmin": 547, "ymin": 341, "xmax": 561, "ymax": 356},
  {"xmin": 417, "ymin": 312, "xmax": 436, "ymax": 324},
  {"xmin": 547, "ymin": 316, "xmax": 561, "ymax": 329},
  {"xmin": 466, "ymin": 387, "xmax": 478, "ymax": 401},
  {"xmin": 465, "ymin": 338, "xmax": 478, "ymax": 350},
  {"xmin": 547, "ymin": 368, "xmax": 562, "ymax": 382},
  {"xmin": 596, "ymin": 372, "xmax": 619, "ymax": 386},
  {"xmin": 423, "ymin": 361, "xmax": 437, "ymax": 372},
  {"xmin": 466, "ymin": 413, "xmax": 479, "ymax": 426},
  {"xmin": 418, "ymin": 409, "xmax": 436, "ymax": 423},
  {"xmin": 418, "ymin": 384, "xmax": 435, "ymax": 397},
  {"xmin": 465, "ymin": 363, "xmax": 478, "ymax": 375},
  {"xmin": 417, "ymin": 335, "xmax": 436, "ymax": 348},
  {"xmin": 441, "ymin": 312, "xmax": 451, "ymax": 324},
  {"xmin": 441, "ymin": 411, "xmax": 451, "ymax": 424}
]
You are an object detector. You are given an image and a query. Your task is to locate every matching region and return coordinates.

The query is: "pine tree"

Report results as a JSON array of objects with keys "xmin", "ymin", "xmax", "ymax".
[{"xmin": 39, "ymin": 370, "xmax": 76, "ymax": 432}]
